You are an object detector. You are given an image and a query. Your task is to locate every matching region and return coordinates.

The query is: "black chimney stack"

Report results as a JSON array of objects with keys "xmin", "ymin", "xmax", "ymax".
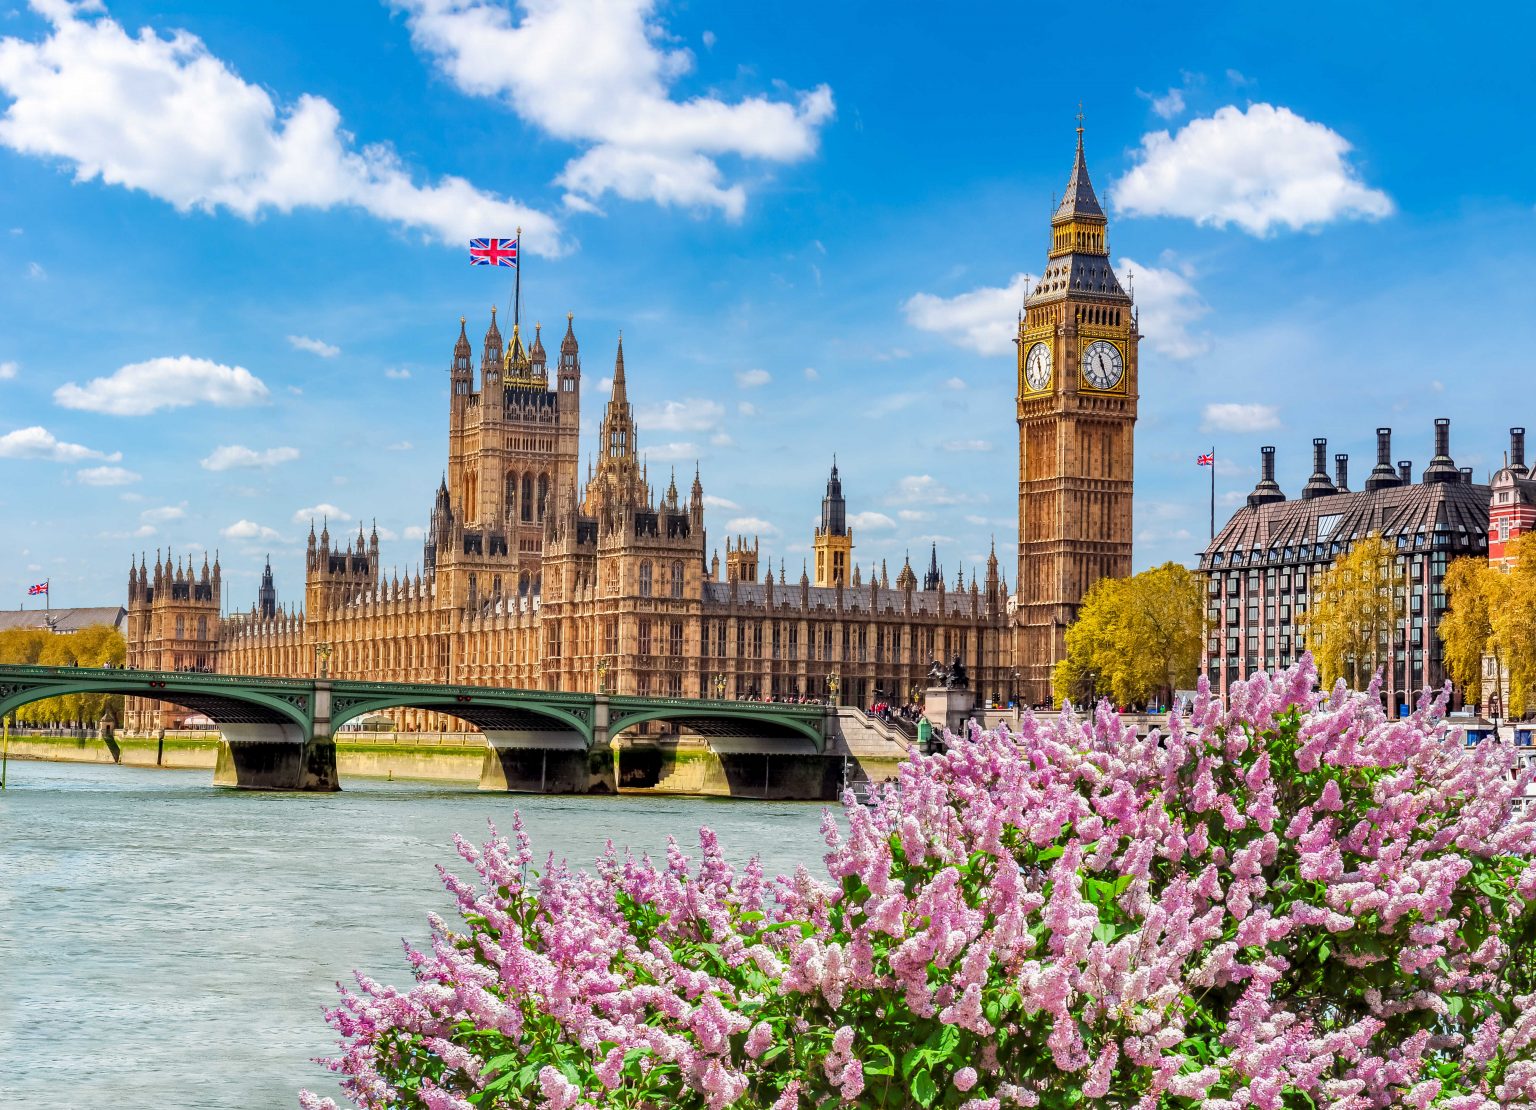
[
  {"xmin": 1335, "ymin": 453, "xmax": 1349, "ymax": 492},
  {"xmin": 1424, "ymin": 417, "xmax": 1459, "ymax": 484},
  {"xmin": 1460, "ymin": 467, "xmax": 1473, "ymax": 483},
  {"xmin": 1302, "ymin": 437, "xmax": 1337, "ymax": 499},
  {"xmin": 1513, "ymin": 427, "xmax": 1527, "ymax": 475},
  {"xmin": 1398, "ymin": 460, "xmax": 1413, "ymax": 483},
  {"xmin": 1247, "ymin": 445, "xmax": 1286, "ymax": 508},
  {"xmin": 1366, "ymin": 427, "xmax": 1401, "ymax": 491}
]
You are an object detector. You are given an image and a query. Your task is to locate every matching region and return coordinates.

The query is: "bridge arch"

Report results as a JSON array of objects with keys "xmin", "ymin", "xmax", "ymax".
[
  {"xmin": 327, "ymin": 694, "xmax": 593, "ymax": 747},
  {"xmin": 0, "ymin": 674, "xmax": 312, "ymax": 732},
  {"xmin": 606, "ymin": 706, "xmax": 824, "ymax": 752}
]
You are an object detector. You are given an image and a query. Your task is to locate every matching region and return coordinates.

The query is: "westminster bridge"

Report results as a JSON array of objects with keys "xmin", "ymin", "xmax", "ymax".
[{"xmin": 0, "ymin": 665, "xmax": 836, "ymax": 792}]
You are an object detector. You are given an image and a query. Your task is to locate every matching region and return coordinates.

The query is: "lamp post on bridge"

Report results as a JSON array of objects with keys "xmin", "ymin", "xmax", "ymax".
[
  {"xmin": 597, "ymin": 657, "xmax": 609, "ymax": 695},
  {"xmin": 712, "ymin": 673, "xmax": 727, "ymax": 701},
  {"xmin": 315, "ymin": 642, "xmax": 332, "ymax": 679},
  {"xmin": 828, "ymin": 671, "xmax": 840, "ymax": 707}
]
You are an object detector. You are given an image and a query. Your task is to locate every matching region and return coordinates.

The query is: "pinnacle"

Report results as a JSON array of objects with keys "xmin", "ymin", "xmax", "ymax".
[{"xmin": 1054, "ymin": 124, "xmax": 1105, "ymax": 221}]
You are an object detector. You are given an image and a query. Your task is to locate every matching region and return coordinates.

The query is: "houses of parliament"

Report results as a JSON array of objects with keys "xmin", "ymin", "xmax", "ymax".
[{"xmin": 123, "ymin": 127, "xmax": 1139, "ymax": 726}]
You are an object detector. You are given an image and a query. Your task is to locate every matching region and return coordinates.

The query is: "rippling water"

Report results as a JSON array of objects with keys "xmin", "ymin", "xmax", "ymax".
[{"xmin": 0, "ymin": 760, "xmax": 835, "ymax": 1109}]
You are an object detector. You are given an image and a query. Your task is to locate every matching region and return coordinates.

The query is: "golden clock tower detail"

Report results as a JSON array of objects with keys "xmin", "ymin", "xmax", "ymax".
[{"xmin": 1014, "ymin": 123, "xmax": 1139, "ymax": 704}]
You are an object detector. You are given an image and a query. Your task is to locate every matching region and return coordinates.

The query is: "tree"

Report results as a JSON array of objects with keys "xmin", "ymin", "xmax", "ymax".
[
  {"xmin": 1052, "ymin": 560, "xmax": 1202, "ymax": 709},
  {"xmin": 1441, "ymin": 555, "xmax": 1508, "ymax": 709},
  {"xmin": 1, "ymin": 624, "xmax": 126, "ymax": 725},
  {"xmin": 1492, "ymin": 533, "xmax": 1536, "ymax": 719},
  {"xmin": 303, "ymin": 658, "xmax": 1536, "ymax": 1109},
  {"xmin": 1307, "ymin": 533, "xmax": 1402, "ymax": 689}
]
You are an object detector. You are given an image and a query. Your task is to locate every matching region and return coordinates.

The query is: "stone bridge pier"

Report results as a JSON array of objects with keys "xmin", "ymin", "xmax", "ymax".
[{"xmin": 212, "ymin": 681, "xmax": 338, "ymax": 792}]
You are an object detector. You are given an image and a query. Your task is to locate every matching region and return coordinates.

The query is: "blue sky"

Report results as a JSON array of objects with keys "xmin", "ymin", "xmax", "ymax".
[{"xmin": 1, "ymin": 0, "xmax": 1532, "ymax": 610}]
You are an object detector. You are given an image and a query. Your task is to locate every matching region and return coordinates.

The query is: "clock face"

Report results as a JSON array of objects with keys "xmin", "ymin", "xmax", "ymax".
[
  {"xmin": 1081, "ymin": 340, "xmax": 1124, "ymax": 390},
  {"xmin": 1024, "ymin": 343, "xmax": 1052, "ymax": 391}
]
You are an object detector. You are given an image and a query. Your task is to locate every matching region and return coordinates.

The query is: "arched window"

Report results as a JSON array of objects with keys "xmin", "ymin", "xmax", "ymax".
[
  {"xmin": 532, "ymin": 574, "xmax": 541, "ymax": 596},
  {"xmin": 505, "ymin": 472, "xmax": 517, "ymax": 518},
  {"xmin": 639, "ymin": 560, "xmax": 653, "ymax": 597},
  {"xmin": 518, "ymin": 571, "xmax": 530, "ymax": 596},
  {"xmin": 197, "ymin": 616, "xmax": 207, "ymax": 640},
  {"xmin": 175, "ymin": 616, "xmax": 185, "ymax": 639},
  {"xmin": 521, "ymin": 474, "xmax": 533, "ymax": 522},
  {"xmin": 537, "ymin": 473, "xmax": 549, "ymax": 521},
  {"xmin": 671, "ymin": 560, "xmax": 684, "ymax": 598}
]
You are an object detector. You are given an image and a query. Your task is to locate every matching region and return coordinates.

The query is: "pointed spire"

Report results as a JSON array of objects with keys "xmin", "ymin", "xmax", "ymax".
[
  {"xmin": 611, "ymin": 334, "xmax": 627, "ymax": 404},
  {"xmin": 561, "ymin": 311, "xmax": 578, "ymax": 353},
  {"xmin": 1055, "ymin": 113, "xmax": 1104, "ymax": 221}
]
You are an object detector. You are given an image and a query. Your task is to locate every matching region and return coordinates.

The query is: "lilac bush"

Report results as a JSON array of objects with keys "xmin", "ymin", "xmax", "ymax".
[{"xmin": 301, "ymin": 658, "xmax": 1536, "ymax": 1109}]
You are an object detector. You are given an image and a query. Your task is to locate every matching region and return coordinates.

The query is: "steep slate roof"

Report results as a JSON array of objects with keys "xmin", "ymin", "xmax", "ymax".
[{"xmin": 1201, "ymin": 480, "xmax": 1489, "ymax": 568}]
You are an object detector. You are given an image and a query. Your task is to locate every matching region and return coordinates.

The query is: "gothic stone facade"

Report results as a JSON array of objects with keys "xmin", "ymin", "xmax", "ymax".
[{"xmin": 126, "ymin": 316, "xmax": 1011, "ymax": 731}]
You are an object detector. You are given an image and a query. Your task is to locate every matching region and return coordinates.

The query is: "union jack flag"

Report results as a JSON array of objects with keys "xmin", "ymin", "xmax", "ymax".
[
  {"xmin": 469, "ymin": 238, "xmax": 518, "ymax": 267},
  {"xmin": 1196, "ymin": 453, "xmax": 1214, "ymax": 467},
  {"xmin": 27, "ymin": 581, "xmax": 47, "ymax": 595}
]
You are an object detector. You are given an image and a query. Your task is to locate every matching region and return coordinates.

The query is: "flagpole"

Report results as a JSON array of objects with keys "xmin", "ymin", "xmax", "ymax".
[
  {"xmin": 1209, "ymin": 447, "xmax": 1216, "ymax": 542},
  {"xmin": 513, "ymin": 226, "xmax": 522, "ymax": 333}
]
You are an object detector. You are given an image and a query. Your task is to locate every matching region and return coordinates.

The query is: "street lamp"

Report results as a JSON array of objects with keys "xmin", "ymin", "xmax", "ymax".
[
  {"xmin": 1010, "ymin": 670, "xmax": 1020, "ymax": 711},
  {"xmin": 828, "ymin": 671, "xmax": 840, "ymax": 706},
  {"xmin": 315, "ymin": 642, "xmax": 332, "ymax": 679},
  {"xmin": 597, "ymin": 657, "xmax": 610, "ymax": 694},
  {"xmin": 713, "ymin": 673, "xmax": 727, "ymax": 700}
]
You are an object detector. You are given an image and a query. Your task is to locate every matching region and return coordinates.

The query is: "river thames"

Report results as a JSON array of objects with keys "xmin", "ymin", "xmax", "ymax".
[{"xmin": 0, "ymin": 760, "xmax": 836, "ymax": 1109}]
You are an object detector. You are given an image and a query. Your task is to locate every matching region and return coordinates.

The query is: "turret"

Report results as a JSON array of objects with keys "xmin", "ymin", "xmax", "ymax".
[
  {"xmin": 529, "ymin": 321, "xmax": 547, "ymax": 374},
  {"xmin": 923, "ymin": 543, "xmax": 941, "ymax": 591},
  {"xmin": 481, "ymin": 307, "xmax": 503, "ymax": 379},
  {"xmin": 1247, "ymin": 446, "xmax": 1286, "ymax": 508},
  {"xmin": 258, "ymin": 555, "xmax": 277, "ymax": 619},
  {"xmin": 450, "ymin": 315, "xmax": 473, "ymax": 405}
]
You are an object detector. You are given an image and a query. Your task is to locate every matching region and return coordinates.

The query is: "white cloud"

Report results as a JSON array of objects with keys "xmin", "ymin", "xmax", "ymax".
[
  {"xmin": 403, "ymin": 525, "xmax": 426, "ymax": 540},
  {"xmin": 287, "ymin": 335, "xmax": 339, "ymax": 358},
  {"xmin": 387, "ymin": 440, "xmax": 413, "ymax": 451},
  {"xmin": 76, "ymin": 464, "xmax": 139, "ymax": 486},
  {"xmin": 221, "ymin": 519, "xmax": 279, "ymax": 540},
  {"xmin": 886, "ymin": 474, "xmax": 974, "ymax": 507},
  {"xmin": 701, "ymin": 30, "xmax": 716, "ymax": 49},
  {"xmin": 1202, "ymin": 403, "xmax": 1281, "ymax": 433},
  {"xmin": 0, "ymin": 3, "xmax": 560, "ymax": 249},
  {"xmin": 902, "ymin": 273, "xmax": 1029, "ymax": 356},
  {"xmin": 897, "ymin": 509, "xmax": 930, "ymax": 522},
  {"xmin": 55, "ymin": 356, "xmax": 268, "ymax": 415},
  {"xmin": 848, "ymin": 511, "xmax": 895, "ymax": 531},
  {"xmin": 725, "ymin": 516, "xmax": 778, "ymax": 536},
  {"xmin": 637, "ymin": 398, "xmax": 724, "ymax": 431},
  {"xmin": 141, "ymin": 504, "xmax": 185, "ymax": 523},
  {"xmin": 200, "ymin": 444, "xmax": 299, "ymax": 471},
  {"xmin": 803, "ymin": 366, "xmax": 819, "ymax": 381},
  {"xmin": 735, "ymin": 368, "xmax": 771, "ymax": 388},
  {"xmin": 1141, "ymin": 86, "xmax": 1185, "ymax": 120},
  {"xmin": 395, "ymin": 0, "xmax": 834, "ymax": 218},
  {"xmin": 26, "ymin": 260, "xmax": 44, "ymax": 279},
  {"xmin": 1119, "ymin": 256, "xmax": 1211, "ymax": 359},
  {"xmin": 292, "ymin": 502, "xmax": 351, "ymax": 524},
  {"xmin": 709, "ymin": 431, "xmax": 734, "ymax": 447},
  {"xmin": 1112, "ymin": 104, "xmax": 1394, "ymax": 235},
  {"xmin": 0, "ymin": 360, "xmax": 15, "ymax": 380},
  {"xmin": 645, "ymin": 441, "xmax": 696, "ymax": 461},
  {"xmin": 594, "ymin": 376, "xmax": 613, "ymax": 393},
  {"xmin": 0, "ymin": 425, "xmax": 119, "ymax": 462},
  {"xmin": 737, "ymin": 401, "xmax": 757, "ymax": 417},
  {"xmin": 384, "ymin": 367, "xmax": 411, "ymax": 379},
  {"xmin": 703, "ymin": 494, "xmax": 739, "ymax": 510},
  {"xmin": 941, "ymin": 439, "xmax": 992, "ymax": 453},
  {"xmin": 944, "ymin": 376, "xmax": 966, "ymax": 391}
]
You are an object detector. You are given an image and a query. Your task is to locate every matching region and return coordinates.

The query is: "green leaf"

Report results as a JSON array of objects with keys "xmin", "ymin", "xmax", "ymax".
[{"xmin": 912, "ymin": 1068, "xmax": 937, "ymax": 1108}]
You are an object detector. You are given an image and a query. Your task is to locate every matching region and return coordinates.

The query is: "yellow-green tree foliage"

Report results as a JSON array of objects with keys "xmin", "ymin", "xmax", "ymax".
[
  {"xmin": 1490, "ymin": 533, "xmax": 1536, "ymax": 718},
  {"xmin": 0, "ymin": 623, "xmax": 126, "ymax": 725},
  {"xmin": 1440, "ymin": 555, "xmax": 1507, "ymax": 707},
  {"xmin": 1309, "ymin": 534, "xmax": 1402, "ymax": 690},
  {"xmin": 1052, "ymin": 561, "xmax": 1203, "ymax": 709}
]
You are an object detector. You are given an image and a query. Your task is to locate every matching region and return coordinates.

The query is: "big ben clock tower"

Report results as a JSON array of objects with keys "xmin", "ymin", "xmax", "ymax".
[{"xmin": 1015, "ymin": 122, "xmax": 1139, "ymax": 704}]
